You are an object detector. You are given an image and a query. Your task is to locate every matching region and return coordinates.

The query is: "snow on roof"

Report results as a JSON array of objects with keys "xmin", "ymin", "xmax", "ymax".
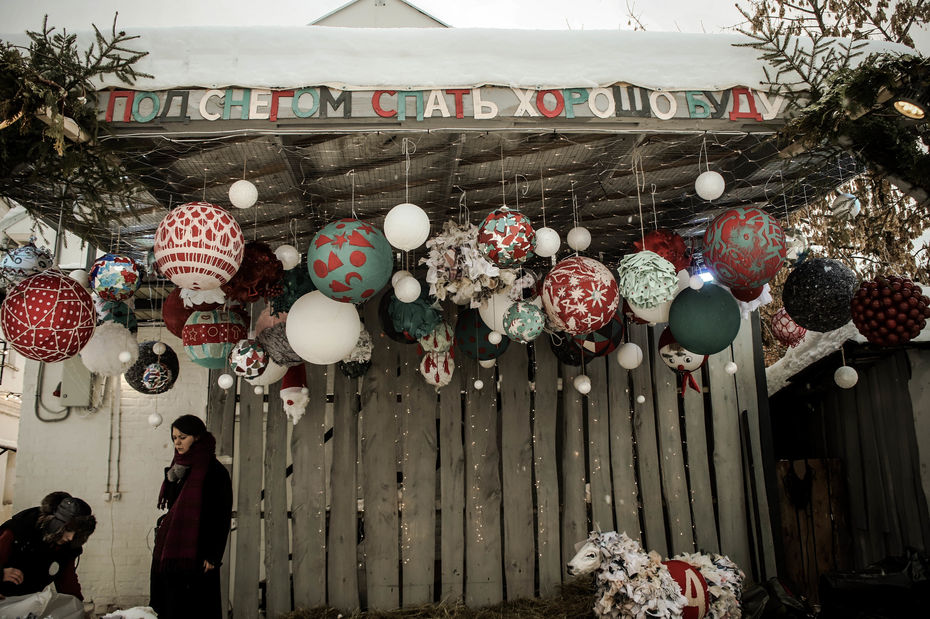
[{"xmin": 2, "ymin": 26, "xmax": 911, "ymax": 92}]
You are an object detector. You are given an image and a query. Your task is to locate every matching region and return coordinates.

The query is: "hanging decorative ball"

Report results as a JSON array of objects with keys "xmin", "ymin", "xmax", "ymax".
[
  {"xmin": 474, "ymin": 379, "xmax": 485, "ymax": 390},
  {"xmin": 269, "ymin": 267, "xmax": 315, "ymax": 317},
  {"xmin": 96, "ymin": 299, "xmax": 138, "ymax": 334},
  {"xmin": 782, "ymin": 257, "xmax": 857, "ymax": 332},
  {"xmin": 616, "ymin": 250, "xmax": 679, "ymax": 310},
  {"xmin": 286, "ymin": 290, "xmax": 361, "ymax": 365},
  {"xmin": 79, "ymin": 322, "xmax": 138, "ymax": 375},
  {"xmin": 503, "ymin": 300, "xmax": 547, "ymax": 343},
  {"xmin": 246, "ymin": 359, "xmax": 289, "ymax": 387},
  {"xmin": 418, "ymin": 322, "xmax": 455, "ymax": 353},
  {"xmin": 274, "ymin": 244, "xmax": 301, "ymax": 271},
  {"xmin": 181, "ymin": 309, "xmax": 247, "ymax": 369},
  {"xmin": 695, "ymin": 170, "xmax": 725, "ymax": 200},
  {"xmin": 725, "ymin": 361, "xmax": 739, "ymax": 374},
  {"xmin": 730, "ymin": 285, "xmax": 763, "ymax": 302},
  {"xmin": 125, "ymin": 341, "xmax": 180, "ymax": 395},
  {"xmin": 549, "ymin": 332, "xmax": 583, "ymax": 366},
  {"xmin": 783, "ymin": 226, "xmax": 810, "ymax": 266},
  {"xmin": 834, "ymin": 365, "xmax": 859, "ymax": 389},
  {"xmin": 634, "ymin": 229, "xmax": 691, "ymax": 272},
  {"xmin": 771, "ymin": 308, "xmax": 807, "ymax": 348},
  {"xmin": 616, "ymin": 342, "xmax": 644, "ymax": 370},
  {"xmin": 455, "ymin": 307, "xmax": 511, "ymax": 361},
  {"xmin": 689, "ymin": 275, "xmax": 706, "ymax": 291},
  {"xmin": 255, "ymin": 322, "xmax": 301, "ymax": 367},
  {"xmin": 217, "ymin": 373, "xmax": 235, "ymax": 390},
  {"xmin": 154, "ymin": 202, "xmax": 244, "ymax": 290},
  {"xmin": 308, "ymin": 218, "xmax": 393, "ymax": 304},
  {"xmin": 636, "ymin": 394, "xmax": 646, "ymax": 404},
  {"xmin": 702, "ymin": 207, "xmax": 786, "ymax": 290},
  {"xmin": 476, "ymin": 207, "xmax": 536, "ymax": 267},
  {"xmin": 384, "ymin": 202, "xmax": 431, "ymax": 251},
  {"xmin": 487, "ymin": 331, "xmax": 503, "ymax": 345},
  {"xmin": 152, "ymin": 341, "xmax": 167, "ymax": 355},
  {"xmin": 118, "ymin": 350, "xmax": 133, "ymax": 363},
  {"xmin": 338, "ymin": 329, "xmax": 374, "ymax": 378},
  {"xmin": 148, "ymin": 412, "xmax": 163, "ymax": 428},
  {"xmin": 221, "ymin": 241, "xmax": 284, "ymax": 304},
  {"xmin": 161, "ymin": 287, "xmax": 221, "ymax": 339},
  {"xmin": 0, "ymin": 271, "xmax": 96, "ymax": 362},
  {"xmin": 572, "ymin": 306, "xmax": 625, "ymax": 358},
  {"xmin": 229, "ymin": 179, "xmax": 258, "ymax": 209},
  {"xmin": 392, "ymin": 270, "xmax": 413, "ymax": 288},
  {"xmin": 478, "ymin": 359, "xmax": 497, "ymax": 369},
  {"xmin": 573, "ymin": 374, "xmax": 592, "ymax": 394},
  {"xmin": 394, "ymin": 276, "xmax": 421, "ymax": 303},
  {"xmin": 627, "ymin": 299, "xmax": 672, "ymax": 325},
  {"xmin": 89, "ymin": 254, "xmax": 142, "ymax": 302},
  {"xmin": 566, "ymin": 227, "xmax": 592, "ymax": 252},
  {"xmin": 254, "ymin": 385, "xmax": 264, "ymax": 395},
  {"xmin": 668, "ymin": 283, "xmax": 741, "ymax": 355},
  {"xmin": 542, "ymin": 256, "xmax": 620, "ymax": 335},
  {"xmin": 850, "ymin": 275, "xmax": 930, "ymax": 346},
  {"xmin": 534, "ymin": 227, "xmax": 561, "ymax": 258},
  {"xmin": 228, "ymin": 338, "xmax": 269, "ymax": 378},
  {"xmin": 677, "ymin": 269, "xmax": 691, "ymax": 291},
  {"xmin": 831, "ymin": 193, "xmax": 861, "ymax": 220},
  {"xmin": 381, "ymin": 288, "xmax": 441, "ymax": 343},
  {"xmin": 658, "ymin": 327, "xmax": 706, "ymax": 372},
  {"xmin": 0, "ymin": 243, "xmax": 54, "ymax": 288},
  {"xmin": 69, "ymin": 269, "xmax": 90, "ymax": 288},
  {"xmin": 420, "ymin": 351, "xmax": 455, "ymax": 389}
]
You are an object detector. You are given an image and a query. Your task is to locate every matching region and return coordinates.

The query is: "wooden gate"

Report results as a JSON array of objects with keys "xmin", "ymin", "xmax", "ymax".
[{"xmin": 207, "ymin": 307, "xmax": 778, "ymax": 617}]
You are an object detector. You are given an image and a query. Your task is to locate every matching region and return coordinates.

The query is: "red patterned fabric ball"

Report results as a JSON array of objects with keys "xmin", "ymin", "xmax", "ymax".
[
  {"xmin": 0, "ymin": 271, "xmax": 96, "ymax": 362},
  {"xmin": 851, "ymin": 275, "xmax": 930, "ymax": 346},
  {"xmin": 154, "ymin": 202, "xmax": 244, "ymax": 291},
  {"xmin": 161, "ymin": 287, "xmax": 221, "ymax": 339},
  {"xmin": 542, "ymin": 256, "xmax": 620, "ymax": 335},
  {"xmin": 476, "ymin": 207, "xmax": 536, "ymax": 267},
  {"xmin": 662, "ymin": 560, "xmax": 710, "ymax": 619},
  {"xmin": 182, "ymin": 309, "xmax": 248, "ymax": 369},
  {"xmin": 703, "ymin": 206, "xmax": 786, "ymax": 289},
  {"xmin": 633, "ymin": 228, "xmax": 690, "ymax": 272},
  {"xmin": 771, "ymin": 308, "xmax": 807, "ymax": 348}
]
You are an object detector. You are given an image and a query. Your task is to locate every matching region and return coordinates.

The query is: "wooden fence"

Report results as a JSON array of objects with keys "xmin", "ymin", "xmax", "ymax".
[{"xmin": 206, "ymin": 306, "xmax": 778, "ymax": 617}]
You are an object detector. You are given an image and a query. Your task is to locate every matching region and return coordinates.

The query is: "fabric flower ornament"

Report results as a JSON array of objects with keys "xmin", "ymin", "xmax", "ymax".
[{"xmin": 615, "ymin": 250, "xmax": 678, "ymax": 309}]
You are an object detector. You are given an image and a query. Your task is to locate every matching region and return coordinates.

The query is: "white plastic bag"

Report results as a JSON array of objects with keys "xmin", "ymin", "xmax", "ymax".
[{"xmin": 0, "ymin": 585, "xmax": 84, "ymax": 619}]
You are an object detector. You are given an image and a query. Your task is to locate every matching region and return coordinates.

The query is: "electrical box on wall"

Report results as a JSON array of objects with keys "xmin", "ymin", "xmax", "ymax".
[{"xmin": 59, "ymin": 357, "xmax": 92, "ymax": 407}]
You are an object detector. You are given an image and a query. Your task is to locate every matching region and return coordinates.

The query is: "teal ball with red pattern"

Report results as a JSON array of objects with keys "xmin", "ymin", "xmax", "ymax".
[{"xmin": 308, "ymin": 218, "xmax": 393, "ymax": 304}]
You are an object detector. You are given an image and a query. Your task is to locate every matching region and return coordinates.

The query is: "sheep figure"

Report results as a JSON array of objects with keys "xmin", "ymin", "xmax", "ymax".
[{"xmin": 670, "ymin": 552, "xmax": 744, "ymax": 619}]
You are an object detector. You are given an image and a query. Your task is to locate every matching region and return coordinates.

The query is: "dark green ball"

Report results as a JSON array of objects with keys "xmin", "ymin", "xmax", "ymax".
[{"xmin": 668, "ymin": 283, "xmax": 741, "ymax": 355}]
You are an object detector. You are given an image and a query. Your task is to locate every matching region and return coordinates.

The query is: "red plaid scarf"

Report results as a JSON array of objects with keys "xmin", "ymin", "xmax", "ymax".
[{"xmin": 153, "ymin": 432, "xmax": 216, "ymax": 572}]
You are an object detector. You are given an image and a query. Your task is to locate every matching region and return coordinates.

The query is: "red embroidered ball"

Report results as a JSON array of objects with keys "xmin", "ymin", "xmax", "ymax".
[{"xmin": 771, "ymin": 308, "xmax": 807, "ymax": 348}]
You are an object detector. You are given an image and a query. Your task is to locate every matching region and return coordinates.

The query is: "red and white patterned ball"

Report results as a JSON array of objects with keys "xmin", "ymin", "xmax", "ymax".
[
  {"xmin": 542, "ymin": 256, "xmax": 620, "ymax": 335},
  {"xmin": 771, "ymin": 307, "xmax": 807, "ymax": 348},
  {"xmin": 154, "ymin": 202, "xmax": 244, "ymax": 291},
  {"xmin": 476, "ymin": 207, "xmax": 536, "ymax": 267},
  {"xmin": 0, "ymin": 271, "xmax": 96, "ymax": 362}
]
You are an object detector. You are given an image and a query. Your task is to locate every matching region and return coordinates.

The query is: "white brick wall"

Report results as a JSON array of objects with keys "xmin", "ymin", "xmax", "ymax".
[{"xmin": 14, "ymin": 327, "xmax": 208, "ymax": 613}]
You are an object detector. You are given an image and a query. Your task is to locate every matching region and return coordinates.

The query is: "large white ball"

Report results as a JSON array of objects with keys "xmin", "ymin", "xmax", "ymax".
[
  {"xmin": 274, "ymin": 244, "xmax": 301, "ymax": 270},
  {"xmin": 834, "ymin": 365, "xmax": 858, "ymax": 389},
  {"xmin": 394, "ymin": 276, "xmax": 421, "ymax": 303},
  {"xmin": 616, "ymin": 342, "xmax": 644, "ymax": 369},
  {"xmin": 566, "ymin": 226, "xmax": 592, "ymax": 251},
  {"xmin": 478, "ymin": 292, "xmax": 514, "ymax": 334},
  {"xmin": 286, "ymin": 291, "xmax": 361, "ymax": 365},
  {"xmin": 384, "ymin": 202, "xmax": 430, "ymax": 251},
  {"xmin": 695, "ymin": 170, "xmax": 725, "ymax": 200},
  {"xmin": 229, "ymin": 179, "xmax": 258, "ymax": 209},
  {"xmin": 534, "ymin": 227, "xmax": 561, "ymax": 258}
]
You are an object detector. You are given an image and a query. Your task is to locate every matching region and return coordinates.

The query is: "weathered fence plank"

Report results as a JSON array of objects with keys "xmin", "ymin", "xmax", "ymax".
[
  {"xmin": 499, "ymin": 345, "xmax": 534, "ymax": 599},
  {"xmin": 264, "ymin": 386, "xmax": 290, "ymax": 619},
  {"xmin": 561, "ymin": 360, "xmax": 588, "ymax": 576},
  {"xmin": 439, "ymin": 361, "xmax": 465, "ymax": 602},
  {"xmin": 606, "ymin": 350, "xmax": 641, "ymax": 543},
  {"xmin": 585, "ymin": 355, "xmax": 614, "ymax": 532},
  {"xmin": 205, "ymin": 368, "xmax": 236, "ymax": 616},
  {"xmin": 328, "ymin": 370, "xmax": 360, "ymax": 610},
  {"xmin": 681, "ymin": 371, "xmax": 718, "ymax": 554},
  {"xmin": 234, "ymin": 382, "xmax": 264, "ymax": 618},
  {"xmin": 532, "ymin": 342, "xmax": 562, "ymax": 596}
]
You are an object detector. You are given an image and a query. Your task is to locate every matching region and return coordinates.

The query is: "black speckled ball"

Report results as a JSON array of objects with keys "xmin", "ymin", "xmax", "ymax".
[
  {"xmin": 125, "ymin": 341, "xmax": 180, "ymax": 395},
  {"xmin": 783, "ymin": 258, "xmax": 857, "ymax": 332},
  {"xmin": 338, "ymin": 360, "xmax": 371, "ymax": 378}
]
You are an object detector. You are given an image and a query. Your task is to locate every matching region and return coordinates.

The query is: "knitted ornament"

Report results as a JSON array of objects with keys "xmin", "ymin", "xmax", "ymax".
[
  {"xmin": 339, "ymin": 329, "xmax": 373, "ymax": 378},
  {"xmin": 476, "ymin": 207, "xmax": 535, "ymax": 268},
  {"xmin": 79, "ymin": 322, "xmax": 138, "ymax": 376},
  {"xmin": 851, "ymin": 275, "xmax": 930, "ymax": 346},
  {"xmin": 548, "ymin": 332, "xmax": 583, "ymax": 366},
  {"xmin": 228, "ymin": 339, "xmax": 269, "ymax": 378},
  {"xmin": 380, "ymin": 289, "xmax": 442, "ymax": 343},
  {"xmin": 256, "ymin": 322, "xmax": 304, "ymax": 367},
  {"xmin": 771, "ymin": 308, "xmax": 807, "ymax": 348},
  {"xmin": 221, "ymin": 241, "xmax": 284, "ymax": 303},
  {"xmin": 542, "ymin": 256, "xmax": 620, "ymax": 335},
  {"xmin": 0, "ymin": 271, "xmax": 96, "ymax": 362},
  {"xmin": 280, "ymin": 364, "xmax": 309, "ymax": 425},
  {"xmin": 420, "ymin": 351, "xmax": 455, "ymax": 389},
  {"xmin": 96, "ymin": 299, "xmax": 138, "ymax": 333},
  {"xmin": 669, "ymin": 283, "xmax": 740, "ymax": 355},
  {"xmin": 125, "ymin": 341, "xmax": 180, "ymax": 395},
  {"xmin": 503, "ymin": 300, "xmax": 546, "ymax": 343},
  {"xmin": 89, "ymin": 254, "xmax": 142, "ymax": 301},
  {"xmin": 633, "ymin": 229, "xmax": 690, "ymax": 272},
  {"xmin": 658, "ymin": 327, "xmax": 707, "ymax": 396},
  {"xmin": 161, "ymin": 287, "xmax": 221, "ymax": 339},
  {"xmin": 269, "ymin": 264, "xmax": 315, "ymax": 316},
  {"xmin": 454, "ymin": 307, "xmax": 510, "ymax": 361},
  {"xmin": 308, "ymin": 218, "xmax": 392, "ymax": 304},
  {"xmin": 703, "ymin": 206, "xmax": 786, "ymax": 289},
  {"xmin": 181, "ymin": 309, "xmax": 247, "ymax": 369},
  {"xmin": 615, "ymin": 250, "xmax": 678, "ymax": 309},
  {"xmin": 782, "ymin": 257, "xmax": 857, "ymax": 332},
  {"xmin": 572, "ymin": 306, "xmax": 625, "ymax": 358},
  {"xmin": 153, "ymin": 202, "xmax": 244, "ymax": 290},
  {"xmin": 418, "ymin": 322, "xmax": 454, "ymax": 353},
  {"xmin": 0, "ymin": 243, "xmax": 54, "ymax": 288}
]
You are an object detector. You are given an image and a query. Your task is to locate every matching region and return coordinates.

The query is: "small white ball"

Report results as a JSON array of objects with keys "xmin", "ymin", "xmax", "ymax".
[
  {"xmin": 394, "ymin": 276, "xmax": 421, "ymax": 303},
  {"xmin": 478, "ymin": 359, "xmax": 497, "ymax": 369},
  {"xmin": 636, "ymin": 395, "xmax": 646, "ymax": 404},
  {"xmin": 695, "ymin": 170, "xmax": 725, "ymax": 200},
  {"xmin": 724, "ymin": 361, "xmax": 738, "ymax": 375},
  {"xmin": 152, "ymin": 342, "xmax": 167, "ymax": 356},
  {"xmin": 118, "ymin": 351, "xmax": 132, "ymax": 363},
  {"xmin": 573, "ymin": 374, "xmax": 592, "ymax": 395},
  {"xmin": 391, "ymin": 270, "xmax": 412, "ymax": 287},
  {"xmin": 566, "ymin": 226, "xmax": 592, "ymax": 251},
  {"xmin": 274, "ymin": 244, "xmax": 301, "ymax": 270},
  {"xmin": 534, "ymin": 227, "xmax": 561, "ymax": 258},
  {"xmin": 217, "ymin": 373, "xmax": 235, "ymax": 390},
  {"xmin": 689, "ymin": 275, "xmax": 705, "ymax": 290},
  {"xmin": 69, "ymin": 269, "xmax": 89, "ymax": 288},
  {"xmin": 229, "ymin": 179, "xmax": 258, "ymax": 209},
  {"xmin": 148, "ymin": 412, "xmax": 163, "ymax": 428},
  {"xmin": 677, "ymin": 269, "xmax": 691, "ymax": 291},
  {"xmin": 616, "ymin": 343, "xmax": 644, "ymax": 370},
  {"xmin": 253, "ymin": 385, "xmax": 264, "ymax": 395},
  {"xmin": 488, "ymin": 331, "xmax": 503, "ymax": 345},
  {"xmin": 834, "ymin": 365, "xmax": 859, "ymax": 389},
  {"xmin": 474, "ymin": 379, "xmax": 484, "ymax": 390}
]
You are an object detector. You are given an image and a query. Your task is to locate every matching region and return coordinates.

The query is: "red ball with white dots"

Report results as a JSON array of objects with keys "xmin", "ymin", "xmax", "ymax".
[{"xmin": 851, "ymin": 275, "xmax": 930, "ymax": 346}]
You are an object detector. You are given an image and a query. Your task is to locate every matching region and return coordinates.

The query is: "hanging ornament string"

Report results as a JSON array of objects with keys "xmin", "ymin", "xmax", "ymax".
[
  {"xmin": 633, "ymin": 149, "xmax": 646, "ymax": 246},
  {"xmin": 456, "ymin": 188, "xmax": 469, "ymax": 226},
  {"xmin": 650, "ymin": 183, "xmax": 658, "ymax": 230},
  {"xmin": 539, "ymin": 166, "xmax": 547, "ymax": 227},
  {"xmin": 402, "ymin": 138, "xmax": 415, "ymax": 205},
  {"xmin": 202, "ymin": 169, "xmax": 207, "ymax": 202},
  {"xmin": 500, "ymin": 144, "xmax": 508, "ymax": 208},
  {"xmin": 289, "ymin": 219, "xmax": 299, "ymax": 252},
  {"xmin": 514, "ymin": 174, "xmax": 528, "ymax": 211},
  {"xmin": 347, "ymin": 170, "xmax": 357, "ymax": 219},
  {"xmin": 53, "ymin": 206, "xmax": 65, "ymax": 267},
  {"xmin": 698, "ymin": 134, "xmax": 709, "ymax": 173},
  {"xmin": 570, "ymin": 180, "xmax": 578, "ymax": 229}
]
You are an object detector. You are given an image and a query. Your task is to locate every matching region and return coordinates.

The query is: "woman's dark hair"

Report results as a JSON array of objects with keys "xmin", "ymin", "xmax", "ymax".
[
  {"xmin": 171, "ymin": 414, "xmax": 207, "ymax": 438},
  {"xmin": 37, "ymin": 491, "xmax": 96, "ymax": 548}
]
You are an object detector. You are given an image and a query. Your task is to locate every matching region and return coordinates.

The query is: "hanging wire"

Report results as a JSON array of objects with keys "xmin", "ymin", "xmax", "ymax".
[
  {"xmin": 347, "ymin": 170, "xmax": 357, "ymax": 219},
  {"xmin": 698, "ymin": 135, "xmax": 709, "ymax": 173},
  {"xmin": 402, "ymin": 138, "xmax": 416, "ymax": 204},
  {"xmin": 539, "ymin": 167, "xmax": 547, "ymax": 227},
  {"xmin": 633, "ymin": 149, "xmax": 647, "ymax": 245},
  {"xmin": 570, "ymin": 180, "xmax": 578, "ymax": 229},
  {"xmin": 514, "ymin": 174, "xmax": 528, "ymax": 211},
  {"xmin": 500, "ymin": 144, "xmax": 508, "ymax": 208},
  {"xmin": 456, "ymin": 188, "xmax": 469, "ymax": 225},
  {"xmin": 650, "ymin": 183, "xmax": 658, "ymax": 230}
]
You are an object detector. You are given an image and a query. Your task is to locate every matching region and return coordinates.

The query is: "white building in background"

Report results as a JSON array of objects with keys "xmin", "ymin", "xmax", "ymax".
[{"xmin": 311, "ymin": 0, "xmax": 448, "ymax": 27}]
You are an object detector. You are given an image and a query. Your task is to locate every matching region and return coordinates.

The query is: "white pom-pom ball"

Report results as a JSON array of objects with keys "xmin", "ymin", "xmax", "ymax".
[
  {"xmin": 218, "ymin": 373, "xmax": 235, "ymax": 390},
  {"xmin": 118, "ymin": 351, "xmax": 132, "ymax": 363},
  {"xmin": 478, "ymin": 359, "xmax": 497, "ymax": 369},
  {"xmin": 834, "ymin": 365, "xmax": 858, "ymax": 389},
  {"xmin": 566, "ymin": 226, "xmax": 592, "ymax": 251},
  {"xmin": 724, "ymin": 361, "xmax": 738, "ymax": 375},
  {"xmin": 474, "ymin": 379, "xmax": 484, "ymax": 390},
  {"xmin": 636, "ymin": 395, "xmax": 646, "ymax": 404},
  {"xmin": 274, "ymin": 244, "xmax": 301, "ymax": 270},
  {"xmin": 573, "ymin": 374, "xmax": 592, "ymax": 394},
  {"xmin": 534, "ymin": 227, "xmax": 561, "ymax": 258},
  {"xmin": 69, "ymin": 269, "xmax": 90, "ymax": 288},
  {"xmin": 487, "ymin": 331, "xmax": 503, "ymax": 345},
  {"xmin": 677, "ymin": 269, "xmax": 691, "ymax": 291},
  {"xmin": 253, "ymin": 385, "xmax": 264, "ymax": 395},
  {"xmin": 152, "ymin": 341, "xmax": 167, "ymax": 356},
  {"xmin": 616, "ymin": 343, "xmax": 644, "ymax": 369},
  {"xmin": 394, "ymin": 276, "xmax": 421, "ymax": 303},
  {"xmin": 695, "ymin": 170, "xmax": 725, "ymax": 200},
  {"xmin": 79, "ymin": 322, "xmax": 138, "ymax": 376},
  {"xmin": 689, "ymin": 275, "xmax": 705, "ymax": 290},
  {"xmin": 229, "ymin": 179, "xmax": 258, "ymax": 209},
  {"xmin": 148, "ymin": 412, "xmax": 163, "ymax": 428},
  {"xmin": 392, "ymin": 270, "xmax": 412, "ymax": 287},
  {"xmin": 384, "ymin": 202, "xmax": 430, "ymax": 251},
  {"xmin": 286, "ymin": 291, "xmax": 361, "ymax": 365}
]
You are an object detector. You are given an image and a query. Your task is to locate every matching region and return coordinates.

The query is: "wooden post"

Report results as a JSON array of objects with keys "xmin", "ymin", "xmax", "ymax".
[
  {"xmin": 585, "ymin": 355, "xmax": 615, "ymax": 532},
  {"xmin": 606, "ymin": 350, "xmax": 642, "ymax": 542},
  {"xmin": 233, "ymin": 382, "xmax": 263, "ymax": 618},
  {"xmin": 327, "ymin": 370, "xmax": 360, "ymax": 610},
  {"xmin": 560, "ymin": 361, "xmax": 588, "ymax": 577},
  {"xmin": 532, "ymin": 342, "xmax": 561, "ymax": 596},
  {"xmin": 438, "ymin": 359, "xmax": 465, "ymax": 602},
  {"xmin": 263, "ymin": 383, "xmax": 290, "ymax": 618},
  {"xmin": 682, "ymin": 371, "xmax": 718, "ymax": 553}
]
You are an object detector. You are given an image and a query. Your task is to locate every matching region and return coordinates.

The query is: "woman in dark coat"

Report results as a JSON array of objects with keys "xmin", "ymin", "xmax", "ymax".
[{"xmin": 150, "ymin": 414, "xmax": 232, "ymax": 619}]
